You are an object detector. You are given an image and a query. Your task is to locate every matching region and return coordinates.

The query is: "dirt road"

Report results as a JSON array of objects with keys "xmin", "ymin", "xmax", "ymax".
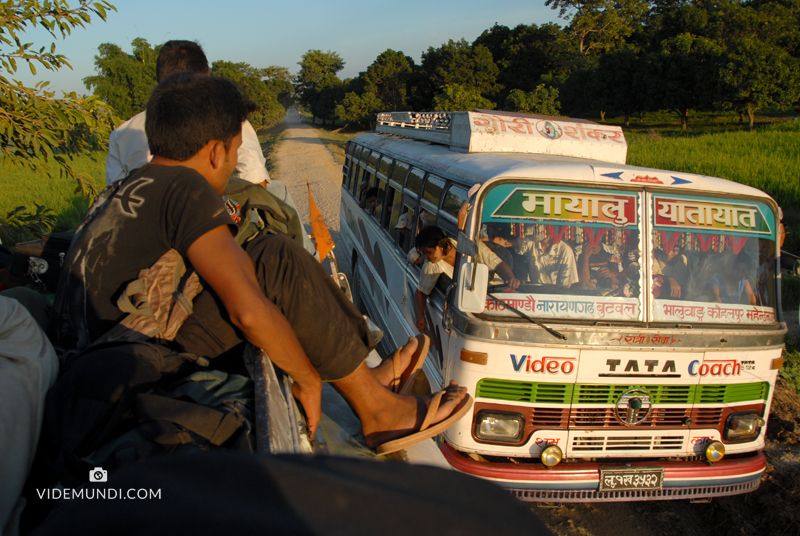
[
  {"xmin": 269, "ymin": 113, "xmax": 800, "ymax": 536},
  {"xmin": 271, "ymin": 108, "xmax": 351, "ymax": 276}
]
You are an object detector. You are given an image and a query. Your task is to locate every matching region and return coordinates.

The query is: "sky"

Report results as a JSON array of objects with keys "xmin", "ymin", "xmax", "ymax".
[{"xmin": 13, "ymin": 0, "xmax": 562, "ymax": 95}]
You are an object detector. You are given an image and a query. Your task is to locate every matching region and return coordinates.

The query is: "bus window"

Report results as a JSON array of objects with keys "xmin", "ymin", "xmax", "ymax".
[
  {"xmin": 650, "ymin": 195, "xmax": 777, "ymax": 324},
  {"xmin": 391, "ymin": 161, "xmax": 409, "ymax": 186},
  {"xmin": 479, "ymin": 183, "xmax": 643, "ymax": 321},
  {"xmin": 359, "ymin": 148, "xmax": 370, "ymax": 166},
  {"xmin": 397, "ymin": 204, "xmax": 416, "ymax": 255},
  {"xmin": 405, "ymin": 167, "xmax": 424, "ymax": 198},
  {"xmin": 419, "ymin": 207, "xmax": 437, "ymax": 230},
  {"xmin": 368, "ymin": 151, "xmax": 380, "ymax": 171},
  {"xmin": 441, "ymin": 185, "xmax": 469, "ymax": 222},
  {"xmin": 378, "ymin": 156, "xmax": 392, "ymax": 178},
  {"xmin": 373, "ymin": 178, "xmax": 388, "ymax": 220},
  {"xmin": 384, "ymin": 186, "xmax": 402, "ymax": 232},
  {"xmin": 343, "ymin": 156, "xmax": 352, "ymax": 190},
  {"xmin": 422, "ymin": 175, "xmax": 445, "ymax": 208},
  {"xmin": 350, "ymin": 166, "xmax": 362, "ymax": 197}
]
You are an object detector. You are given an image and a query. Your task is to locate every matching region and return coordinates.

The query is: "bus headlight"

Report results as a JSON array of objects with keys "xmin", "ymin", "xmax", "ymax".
[
  {"xmin": 706, "ymin": 441, "xmax": 725, "ymax": 462},
  {"xmin": 474, "ymin": 411, "xmax": 525, "ymax": 443},
  {"xmin": 541, "ymin": 445, "xmax": 563, "ymax": 467},
  {"xmin": 724, "ymin": 411, "xmax": 766, "ymax": 442}
]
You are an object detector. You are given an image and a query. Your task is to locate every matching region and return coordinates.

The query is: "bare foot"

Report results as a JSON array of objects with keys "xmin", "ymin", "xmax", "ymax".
[
  {"xmin": 363, "ymin": 381, "xmax": 468, "ymax": 449},
  {"xmin": 371, "ymin": 336, "xmax": 419, "ymax": 389}
]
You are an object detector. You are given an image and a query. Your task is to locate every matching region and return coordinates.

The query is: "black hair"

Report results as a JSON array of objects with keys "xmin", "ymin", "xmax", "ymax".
[
  {"xmin": 156, "ymin": 40, "xmax": 209, "ymax": 82},
  {"xmin": 364, "ymin": 187, "xmax": 379, "ymax": 199},
  {"xmin": 145, "ymin": 72, "xmax": 254, "ymax": 161},
  {"xmin": 415, "ymin": 225, "xmax": 451, "ymax": 255},
  {"xmin": 734, "ymin": 251, "xmax": 752, "ymax": 267}
]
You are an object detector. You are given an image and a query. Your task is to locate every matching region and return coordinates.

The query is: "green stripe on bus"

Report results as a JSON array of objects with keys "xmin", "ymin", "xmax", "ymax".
[{"xmin": 475, "ymin": 379, "xmax": 769, "ymax": 405}]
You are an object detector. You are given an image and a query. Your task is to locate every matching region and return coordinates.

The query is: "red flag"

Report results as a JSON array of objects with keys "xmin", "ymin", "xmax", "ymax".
[{"xmin": 307, "ymin": 181, "xmax": 334, "ymax": 261}]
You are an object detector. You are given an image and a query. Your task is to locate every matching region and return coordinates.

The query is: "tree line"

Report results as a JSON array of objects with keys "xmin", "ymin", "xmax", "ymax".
[
  {"xmin": 296, "ymin": 0, "xmax": 799, "ymax": 130},
  {"xmin": 83, "ymin": 38, "xmax": 293, "ymax": 130}
]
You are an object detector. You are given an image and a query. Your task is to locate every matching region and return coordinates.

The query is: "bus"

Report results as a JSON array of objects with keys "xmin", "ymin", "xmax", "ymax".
[{"xmin": 338, "ymin": 110, "xmax": 786, "ymax": 502}]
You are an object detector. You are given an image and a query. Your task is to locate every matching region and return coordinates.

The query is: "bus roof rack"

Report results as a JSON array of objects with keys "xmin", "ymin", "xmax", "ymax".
[{"xmin": 375, "ymin": 110, "xmax": 628, "ymax": 164}]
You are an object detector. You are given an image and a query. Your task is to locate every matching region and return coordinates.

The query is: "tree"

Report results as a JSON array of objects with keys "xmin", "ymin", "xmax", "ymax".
[
  {"xmin": 590, "ymin": 44, "xmax": 646, "ymax": 125},
  {"xmin": 1, "ymin": 0, "xmax": 117, "ymax": 193},
  {"xmin": 432, "ymin": 84, "xmax": 494, "ymax": 111},
  {"xmin": 295, "ymin": 50, "xmax": 344, "ymax": 122},
  {"xmin": 83, "ymin": 38, "xmax": 157, "ymax": 120},
  {"xmin": 335, "ymin": 90, "xmax": 382, "ymax": 128},
  {"xmin": 546, "ymin": 0, "xmax": 648, "ymax": 55},
  {"xmin": 416, "ymin": 39, "xmax": 500, "ymax": 109},
  {"xmin": 262, "ymin": 66, "xmax": 294, "ymax": 108},
  {"xmin": 503, "ymin": 85, "xmax": 561, "ymax": 115},
  {"xmin": 644, "ymin": 33, "xmax": 723, "ymax": 129},
  {"xmin": 719, "ymin": 37, "xmax": 799, "ymax": 129},
  {"xmin": 489, "ymin": 23, "xmax": 575, "ymax": 98},
  {"xmin": 362, "ymin": 49, "xmax": 414, "ymax": 111},
  {"xmin": 211, "ymin": 60, "xmax": 285, "ymax": 130}
]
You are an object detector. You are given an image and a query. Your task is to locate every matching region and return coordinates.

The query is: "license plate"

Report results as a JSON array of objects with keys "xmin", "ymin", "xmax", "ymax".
[{"xmin": 599, "ymin": 467, "xmax": 663, "ymax": 492}]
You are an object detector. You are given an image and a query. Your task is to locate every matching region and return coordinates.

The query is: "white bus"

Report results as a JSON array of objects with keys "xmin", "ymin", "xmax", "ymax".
[{"xmin": 338, "ymin": 110, "xmax": 786, "ymax": 502}]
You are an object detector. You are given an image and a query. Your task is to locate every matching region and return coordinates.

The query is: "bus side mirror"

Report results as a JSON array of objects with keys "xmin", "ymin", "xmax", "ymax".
[{"xmin": 457, "ymin": 262, "xmax": 488, "ymax": 313}]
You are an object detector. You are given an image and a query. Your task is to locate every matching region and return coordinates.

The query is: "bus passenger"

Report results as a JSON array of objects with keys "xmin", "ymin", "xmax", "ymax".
[
  {"xmin": 653, "ymin": 244, "xmax": 689, "ymax": 299},
  {"xmin": 505, "ymin": 227, "xmax": 578, "ymax": 287},
  {"xmin": 413, "ymin": 226, "xmax": 519, "ymax": 333},
  {"xmin": 705, "ymin": 251, "xmax": 757, "ymax": 305},
  {"xmin": 359, "ymin": 186, "xmax": 379, "ymax": 210},
  {"xmin": 578, "ymin": 242, "xmax": 623, "ymax": 291}
]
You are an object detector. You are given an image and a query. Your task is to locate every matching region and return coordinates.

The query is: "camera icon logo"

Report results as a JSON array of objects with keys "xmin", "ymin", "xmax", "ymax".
[{"xmin": 89, "ymin": 467, "xmax": 108, "ymax": 482}]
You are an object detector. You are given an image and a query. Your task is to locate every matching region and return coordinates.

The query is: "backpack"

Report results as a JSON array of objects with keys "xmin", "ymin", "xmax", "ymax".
[
  {"xmin": 87, "ymin": 369, "xmax": 255, "ymax": 471},
  {"xmin": 223, "ymin": 177, "xmax": 306, "ymax": 248}
]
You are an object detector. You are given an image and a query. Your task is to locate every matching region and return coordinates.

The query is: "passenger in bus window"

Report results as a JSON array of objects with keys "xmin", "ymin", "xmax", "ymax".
[
  {"xmin": 394, "ymin": 213, "xmax": 411, "ymax": 244},
  {"xmin": 705, "ymin": 251, "xmax": 757, "ymax": 305},
  {"xmin": 413, "ymin": 226, "xmax": 519, "ymax": 333},
  {"xmin": 577, "ymin": 241, "xmax": 623, "ymax": 292},
  {"xmin": 505, "ymin": 227, "xmax": 578, "ymax": 287},
  {"xmin": 653, "ymin": 244, "xmax": 689, "ymax": 299},
  {"xmin": 359, "ymin": 186, "xmax": 379, "ymax": 211}
]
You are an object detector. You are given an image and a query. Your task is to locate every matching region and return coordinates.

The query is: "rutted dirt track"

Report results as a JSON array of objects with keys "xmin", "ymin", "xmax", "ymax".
[{"xmin": 269, "ymin": 111, "xmax": 800, "ymax": 536}]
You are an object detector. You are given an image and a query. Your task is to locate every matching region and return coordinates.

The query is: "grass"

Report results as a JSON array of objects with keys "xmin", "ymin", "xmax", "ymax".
[
  {"xmin": 0, "ymin": 153, "xmax": 106, "ymax": 245},
  {"xmin": 256, "ymin": 121, "xmax": 291, "ymax": 177}
]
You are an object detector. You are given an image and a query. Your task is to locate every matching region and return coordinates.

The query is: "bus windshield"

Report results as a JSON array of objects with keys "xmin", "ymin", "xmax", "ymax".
[
  {"xmin": 478, "ymin": 183, "xmax": 643, "ymax": 322},
  {"xmin": 650, "ymin": 194, "xmax": 778, "ymax": 325},
  {"xmin": 476, "ymin": 183, "xmax": 778, "ymax": 325}
]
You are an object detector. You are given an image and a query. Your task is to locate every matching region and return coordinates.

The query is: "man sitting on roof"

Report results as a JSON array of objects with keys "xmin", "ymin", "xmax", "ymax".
[
  {"xmin": 51, "ymin": 72, "xmax": 471, "ymax": 455},
  {"xmin": 104, "ymin": 40, "xmax": 314, "ymax": 255}
]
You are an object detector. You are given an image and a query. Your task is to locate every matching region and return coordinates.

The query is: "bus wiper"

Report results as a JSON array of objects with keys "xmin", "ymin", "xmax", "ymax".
[{"xmin": 488, "ymin": 293, "xmax": 567, "ymax": 341}]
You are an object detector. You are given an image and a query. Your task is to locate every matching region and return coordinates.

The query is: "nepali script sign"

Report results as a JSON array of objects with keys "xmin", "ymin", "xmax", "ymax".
[
  {"xmin": 653, "ymin": 196, "xmax": 772, "ymax": 235},
  {"xmin": 491, "ymin": 187, "xmax": 638, "ymax": 227},
  {"xmin": 486, "ymin": 294, "xmax": 641, "ymax": 321},
  {"xmin": 655, "ymin": 300, "xmax": 776, "ymax": 325}
]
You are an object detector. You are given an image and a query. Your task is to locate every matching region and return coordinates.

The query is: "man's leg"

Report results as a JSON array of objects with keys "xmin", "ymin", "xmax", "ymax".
[
  {"xmin": 176, "ymin": 234, "xmax": 368, "ymax": 379},
  {"xmin": 175, "ymin": 234, "xmax": 469, "ymax": 450}
]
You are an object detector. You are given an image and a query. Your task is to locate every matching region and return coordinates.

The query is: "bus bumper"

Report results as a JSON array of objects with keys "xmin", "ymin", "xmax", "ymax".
[{"xmin": 440, "ymin": 442, "xmax": 766, "ymax": 502}]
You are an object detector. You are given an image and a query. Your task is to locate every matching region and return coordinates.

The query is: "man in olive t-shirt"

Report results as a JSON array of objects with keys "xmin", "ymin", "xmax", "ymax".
[{"xmin": 52, "ymin": 72, "xmax": 470, "ymax": 452}]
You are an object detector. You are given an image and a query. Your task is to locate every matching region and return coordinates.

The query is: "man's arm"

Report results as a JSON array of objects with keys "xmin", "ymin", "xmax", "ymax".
[
  {"xmin": 414, "ymin": 289, "xmax": 429, "ymax": 333},
  {"xmin": 187, "ymin": 225, "xmax": 322, "ymax": 435}
]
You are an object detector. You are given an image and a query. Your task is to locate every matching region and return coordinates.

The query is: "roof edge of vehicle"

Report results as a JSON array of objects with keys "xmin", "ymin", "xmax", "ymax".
[{"xmin": 351, "ymin": 110, "xmax": 773, "ymax": 202}]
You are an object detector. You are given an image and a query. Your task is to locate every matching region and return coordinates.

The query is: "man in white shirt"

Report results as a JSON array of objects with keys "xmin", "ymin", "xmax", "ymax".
[
  {"xmin": 414, "ymin": 226, "xmax": 519, "ymax": 332},
  {"xmin": 105, "ymin": 40, "xmax": 313, "ymax": 253},
  {"xmin": 505, "ymin": 227, "xmax": 578, "ymax": 287}
]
